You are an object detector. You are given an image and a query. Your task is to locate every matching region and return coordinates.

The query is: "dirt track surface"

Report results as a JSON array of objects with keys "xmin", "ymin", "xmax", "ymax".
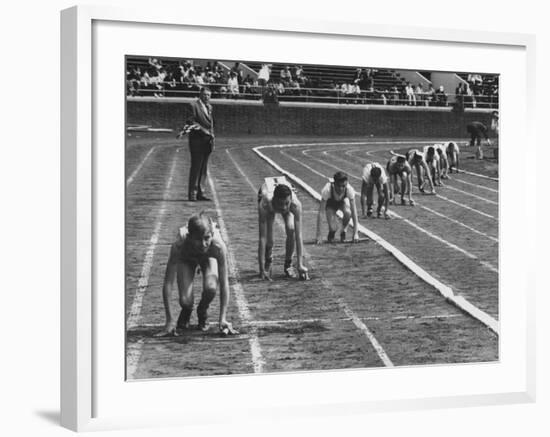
[{"xmin": 126, "ymin": 133, "xmax": 498, "ymax": 380}]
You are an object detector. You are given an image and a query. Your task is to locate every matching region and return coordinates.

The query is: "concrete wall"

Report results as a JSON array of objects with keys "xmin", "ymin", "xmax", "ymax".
[{"xmin": 127, "ymin": 97, "xmax": 496, "ymax": 138}]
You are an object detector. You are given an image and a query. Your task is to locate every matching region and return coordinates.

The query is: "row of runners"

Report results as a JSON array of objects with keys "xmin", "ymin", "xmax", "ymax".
[{"xmin": 153, "ymin": 135, "xmax": 497, "ymax": 338}]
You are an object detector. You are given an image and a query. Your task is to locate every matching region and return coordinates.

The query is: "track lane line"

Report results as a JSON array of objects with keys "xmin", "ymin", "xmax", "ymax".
[
  {"xmin": 126, "ymin": 145, "xmax": 157, "ymax": 187},
  {"xmin": 207, "ymin": 174, "xmax": 265, "ymax": 373},
  {"xmin": 253, "ymin": 144, "xmax": 499, "ymax": 335},
  {"xmin": 127, "ymin": 150, "xmax": 178, "ymax": 378}
]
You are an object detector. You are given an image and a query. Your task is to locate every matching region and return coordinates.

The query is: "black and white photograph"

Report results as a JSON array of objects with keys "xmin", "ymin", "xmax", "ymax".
[{"xmin": 125, "ymin": 55, "xmax": 500, "ymax": 379}]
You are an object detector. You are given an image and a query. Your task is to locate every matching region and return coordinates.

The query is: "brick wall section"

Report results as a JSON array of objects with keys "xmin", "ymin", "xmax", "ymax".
[{"xmin": 127, "ymin": 100, "xmax": 495, "ymax": 138}]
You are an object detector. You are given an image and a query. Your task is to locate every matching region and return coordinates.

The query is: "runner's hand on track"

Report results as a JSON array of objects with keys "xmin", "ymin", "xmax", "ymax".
[
  {"xmin": 219, "ymin": 321, "xmax": 238, "ymax": 336},
  {"xmin": 154, "ymin": 323, "xmax": 178, "ymax": 337},
  {"xmin": 259, "ymin": 270, "xmax": 273, "ymax": 281}
]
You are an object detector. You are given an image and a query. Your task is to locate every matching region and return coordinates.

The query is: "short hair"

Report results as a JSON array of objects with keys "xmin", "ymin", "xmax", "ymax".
[
  {"xmin": 427, "ymin": 146, "xmax": 435, "ymax": 156},
  {"xmin": 200, "ymin": 86, "xmax": 212, "ymax": 95},
  {"xmin": 370, "ymin": 166, "xmax": 382, "ymax": 178},
  {"xmin": 273, "ymin": 184, "xmax": 292, "ymax": 200},
  {"xmin": 396, "ymin": 156, "xmax": 406, "ymax": 164},
  {"xmin": 333, "ymin": 171, "xmax": 348, "ymax": 183},
  {"xmin": 187, "ymin": 212, "xmax": 214, "ymax": 237}
]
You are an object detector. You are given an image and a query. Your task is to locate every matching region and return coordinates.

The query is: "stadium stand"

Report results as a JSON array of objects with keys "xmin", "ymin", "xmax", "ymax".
[{"xmin": 126, "ymin": 56, "xmax": 499, "ymax": 109}]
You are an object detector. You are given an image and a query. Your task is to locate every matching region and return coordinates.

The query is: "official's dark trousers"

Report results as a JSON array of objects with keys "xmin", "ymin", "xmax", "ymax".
[{"xmin": 188, "ymin": 135, "xmax": 213, "ymax": 199}]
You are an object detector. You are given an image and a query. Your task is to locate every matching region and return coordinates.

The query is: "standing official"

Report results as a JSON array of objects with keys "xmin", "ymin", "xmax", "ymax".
[{"xmin": 188, "ymin": 87, "xmax": 215, "ymax": 201}]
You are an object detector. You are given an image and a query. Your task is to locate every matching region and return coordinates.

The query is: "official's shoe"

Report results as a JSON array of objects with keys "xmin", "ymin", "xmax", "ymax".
[
  {"xmin": 196, "ymin": 195, "xmax": 211, "ymax": 201},
  {"xmin": 327, "ymin": 230, "xmax": 336, "ymax": 243},
  {"xmin": 340, "ymin": 231, "xmax": 346, "ymax": 242}
]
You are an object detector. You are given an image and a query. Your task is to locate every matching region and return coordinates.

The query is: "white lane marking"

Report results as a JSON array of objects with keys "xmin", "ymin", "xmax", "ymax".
[
  {"xmin": 458, "ymin": 169, "xmax": 499, "ymax": 182},
  {"xmin": 132, "ymin": 313, "xmax": 462, "ymax": 329},
  {"xmin": 284, "ymin": 147, "xmax": 499, "ymax": 264},
  {"xmin": 449, "ymin": 178, "xmax": 499, "ymax": 194},
  {"xmin": 436, "ymin": 185, "xmax": 497, "ymax": 205},
  {"xmin": 435, "ymin": 194, "xmax": 497, "ymax": 220},
  {"xmin": 253, "ymin": 145, "xmax": 499, "ymax": 335},
  {"xmin": 226, "ymin": 149, "xmax": 394, "ymax": 366},
  {"xmin": 418, "ymin": 204, "xmax": 498, "ymax": 243},
  {"xmin": 126, "ymin": 146, "xmax": 157, "ymax": 187},
  {"xmin": 310, "ymin": 147, "xmax": 499, "ymax": 221},
  {"xmin": 127, "ymin": 153, "xmax": 178, "ymax": 378},
  {"xmin": 208, "ymin": 174, "xmax": 265, "ymax": 373}
]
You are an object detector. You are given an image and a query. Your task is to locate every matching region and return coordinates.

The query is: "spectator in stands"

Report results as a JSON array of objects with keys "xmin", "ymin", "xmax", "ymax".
[
  {"xmin": 280, "ymin": 66, "xmax": 292, "ymax": 87},
  {"xmin": 467, "ymin": 73, "xmax": 483, "ymax": 95},
  {"xmin": 294, "ymin": 65, "xmax": 304, "ymax": 81},
  {"xmin": 405, "ymin": 82, "xmax": 416, "ymax": 106},
  {"xmin": 414, "ymin": 83, "xmax": 424, "ymax": 106},
  {"xmin": 274, "ymin": 81, "xmax": 285, "ymax": 96},
  {"xmin": 435, "ymin": 85, "xmax": 447, "ymax": 106},
  {"xmin": 258, "ymin": 64, "xmax": 271, "ymax": 93},
  {"xmin": 425, "ymin": 85, "xmax": 436, "ymax": 106},
  {"xmin": 389, "ymin": 86, "xmax": 400, "ymax": 105},
  {"xmin": 242, "ymin": 74, "xmax": 254, "ymax": 97},
  {"xmin": 227, "ymin": 72, "xmax": 240, "ymax": 99},
  {"xmin": 262, "ymin": 81, "xmax": 279, "ymax": 105},
  {"xmin": 289, "ymin": 79, "xmax": 301, "ymax": 97},
  {"xmin": 231, "ymin": 62, "xmax": 244, "ymax": 84},
  {"xmin": 378, "ymin": 89, "xmax": 388, "ymax": 105},
  {"xmin": 353, "ymin": 68, "xmax": 363, "ymax": 85},
  {"xmin": 340, "ymin": 83, "xmax": 350, "ymax": 103}
]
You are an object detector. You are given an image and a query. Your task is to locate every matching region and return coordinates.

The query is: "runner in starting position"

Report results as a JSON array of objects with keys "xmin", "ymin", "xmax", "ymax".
[
  {"xmin": 258, "ymin": 176, "xmax": 309, "ymax": 281},
  {"xmin": 386, "ymin": 152, "xmax": 414, "ymax": 206},
  {"xmin": 361, "ymin": 162, "xmax": 390, "ymax": 219},
  {"xmin": 155, "ymin": 212, "xmax": 238, "ymax": 337},
  {"xmin": 315, "ymin": 171, "xmax": 360, "ymax": 243},
  {"xmin": 407, "ymin": 148, "xmax": 436, "ymax": 194}
]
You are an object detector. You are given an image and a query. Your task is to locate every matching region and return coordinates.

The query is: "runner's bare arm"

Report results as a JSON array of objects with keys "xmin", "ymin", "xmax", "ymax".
[
  {"xmin": 360, "ymin": 181, "xmax": 368, "ymax": 217},
  {"xmin": 350, "ymin": 195, "xmax": 360, "ymax": 242},
  {"xmin": 315, "ymin": 199, "xmax": 327, "ymax": 244},
  {"xmin": 154, "ymin": 246, "xmax": 179, "ymax": 336},
  {"xmin": 258, "ymin": 205, "xmax": 272, "ymax": 280},
  {"xmin": 292, "ymin": 199, "xmax": 307, "ymax": 273},
  {"xmin": 422, "ymin": 160, "xmax": 435, "ymax": 193},
  {"xmin": 383, "ymin": 183, "xmax": 390, "ymax": 218},
  {"xmin": 211, "ymin": 239, "xmax": 236, "ymax": 333}
]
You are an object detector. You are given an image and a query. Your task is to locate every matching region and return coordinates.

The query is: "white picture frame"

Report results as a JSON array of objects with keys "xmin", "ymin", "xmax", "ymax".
[{"xmin": 60, "ymin": 5, "xmax": 536, "ymax": 432}]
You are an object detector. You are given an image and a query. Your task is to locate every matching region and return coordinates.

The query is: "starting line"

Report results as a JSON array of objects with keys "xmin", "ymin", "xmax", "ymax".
[{"xmin": 253, "ymin": 143, "xmax": 499, "ymax": 335}]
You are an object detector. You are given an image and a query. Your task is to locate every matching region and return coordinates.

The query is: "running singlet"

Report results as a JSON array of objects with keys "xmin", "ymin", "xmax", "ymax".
[
  {"xmin": 320, "ymin": 181, "xmax": 356, "ymax": 210},
  {"xmin": 257, "ymin": 176, "xmax": 298, "ymax": 212},
  {"xmin": 387, "ymin": 156, "xmax": 411, "ymax": 175},
  {"xmin": 173, "ymin": 225, "xmax": 222, "ymax": 267},
  {"xmin": 362, "ymin": 163, "xmax": 388, "ymax": 185}
]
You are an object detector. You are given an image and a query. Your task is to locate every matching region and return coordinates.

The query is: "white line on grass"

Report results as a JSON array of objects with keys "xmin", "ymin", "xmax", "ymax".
[
  {"xmin": 253, "ymin": 144, "xmax": 499, "ymax": 335},
  {"xmin": 282, "ymin": 147, "xmax": 499, "ymax": 267},
  {"xmin": 207, "ymin": 174, "xmax": 265, "ymax": 373},
  {"xmin": 226, "ymin": 149, "xmax": 394, "ymax": 366},
  {"xmin": 126, "ymin": 145, "xmax": 157, "ymax": 187},
  {"xmin": 127, "ymin": 152, "xmax": 178, "ymax": 378}
]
